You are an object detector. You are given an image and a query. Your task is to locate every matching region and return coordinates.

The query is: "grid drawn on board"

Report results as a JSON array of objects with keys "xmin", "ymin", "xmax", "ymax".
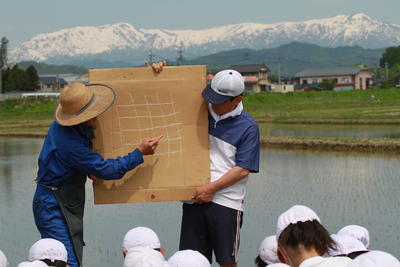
[{"xmin": 111, "ymin": 91, "xmax": 183, "ymax": 166}]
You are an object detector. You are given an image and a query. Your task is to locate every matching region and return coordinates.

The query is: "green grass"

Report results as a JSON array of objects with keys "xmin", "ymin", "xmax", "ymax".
[
  {"xmin": 0, "ymin": 99, "xmax": 56, "ymax": 124},
  {"xmin": 243, "ymin": 88, "xmax": 400, "ymax": 122}
]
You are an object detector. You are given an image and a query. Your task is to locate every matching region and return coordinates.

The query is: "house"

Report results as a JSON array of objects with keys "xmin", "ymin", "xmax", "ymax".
[
  {"xmin": 230, "ymin": 64, "xmax": 271, "ymax": 92},
  {"xmin": 39, "ymin": 76, "xmax": 68, "ymax": 91},
  {"xmin": 294, "ymin": 67, "xmax": 373, "ymax": 90}
]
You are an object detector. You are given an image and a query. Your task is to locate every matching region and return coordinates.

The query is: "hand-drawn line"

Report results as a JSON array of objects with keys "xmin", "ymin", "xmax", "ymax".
[
  {"xmin": 144, "ymin": 95, "xmax": 156, "ymax": 137},
  {"xmin": 169, "ymin": 93, "xmax": 183, "ymax": 161},
  {"xmin": 156, "ymin": 92, "xmax": 172, "ymax": 167},
  {"xmin": 129, "ymin": 93, "xmax": 142, "ymax": 141},
  {"xmin": 118, "ymin": 112, "xmax": 179, "ymax": 119},
  {"xmin": 116, "ymin": 123, "xmax": 182, "ymax": 132},
  {"xmin": 117, "ymin": 102, "xmax": 176, "ymax": 107}
]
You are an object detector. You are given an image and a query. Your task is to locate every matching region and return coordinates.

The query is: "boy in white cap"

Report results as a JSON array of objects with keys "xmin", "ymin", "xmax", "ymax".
[
  {"xmin": 347, "ymin": 250, "xmax": 400, "ymax": 267},
  {"xmin": 276, "ymin": 205, "xmax": 351, "ymax": 267},
  {"xmin": 122, "ymin": 227, "xmax": 163, "ymax": 256},
  {"xmin": 0, "ymin": 249, "xmax": 9, "ymax": 267},
  {"xmin": 179, "ymin": 69, "xmax": 260, "ymax": 267},
  {"xmin": 28, "ymin": 238, "xmax": 68, "ymax": 267},
  {"xmin": 256, "ymin": 235, "xmax": 280, "ymax": 266},
  {"xmin": 168, "ymin": 250, "xmax": 211, "ymax": 267},
  {"xmin": 123, "ymin": 246, "xmax": 166, "ymax": 267}
]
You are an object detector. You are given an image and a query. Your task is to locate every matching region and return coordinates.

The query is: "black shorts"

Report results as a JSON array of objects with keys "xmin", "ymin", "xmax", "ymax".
[{"xmin": 179, "ymin": 202, "xmax": 243, "ymax": 265}]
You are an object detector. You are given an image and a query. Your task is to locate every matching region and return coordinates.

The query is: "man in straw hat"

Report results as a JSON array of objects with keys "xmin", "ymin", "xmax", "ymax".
[{"xmin": 32, "ymin": 63, "xmax": 165, "ymax": 267}]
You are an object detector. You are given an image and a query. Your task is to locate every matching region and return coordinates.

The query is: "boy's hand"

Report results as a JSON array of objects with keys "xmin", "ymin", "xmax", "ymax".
[
  {"xmin": 137, "ymin": 135, "xmax": 164, "ymax": 155},
  {"xmin": 145, "ymin": 60, "xmax": 167, "ymax": 73},
  {"xmin": 192, "ymin": 183, "xmax": 216, "ymax": 203}
]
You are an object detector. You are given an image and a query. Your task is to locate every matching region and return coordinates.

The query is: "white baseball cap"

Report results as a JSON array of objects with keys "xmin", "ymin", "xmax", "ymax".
[
  {"xmin": 0, "ymin": 250, "xmax": 9, "ymax": 267},
  {"xmin": 123, "ymin": 227, "xmax": 161, "ymax": 251},
  {"xmin": 347, "ymin": 250, "xmax": 400, "ymax": 267},
  {"xmin": 337, "ymin": 225, "xmax": 370, "ymax": 249},
  {"xmin": 327, "ymin": 234, "xmax": 368, "ymax": 256},
  {"xmin": 28, "ymin": 239, "xmax": 68, "ymax": 263},
  {"xmin": 168, "ymin": 250, "xmax": 211, "ymax": 267},
  {"xmin": 258, "ymin": 235, "xmax": 279, "ymax": 264},
  {"xmin": 202, "ymin": 69, "xmax": 245, "ymax": 104},
  {"xmin": 123, "ymin": 246, "xmax": 166, "ymax": 267},
  {"xmin": 17, "ymin": 261, "xmax": 49, "ymax": 267},
  {"xmin": 276, "ymin": 205, "xmax": 321, "ymax": 240}
]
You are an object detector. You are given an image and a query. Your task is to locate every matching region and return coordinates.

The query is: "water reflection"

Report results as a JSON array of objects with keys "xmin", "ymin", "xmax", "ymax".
[{"xmin": 0, "ymin": 138, "xmax": 399, "ymax": 266}]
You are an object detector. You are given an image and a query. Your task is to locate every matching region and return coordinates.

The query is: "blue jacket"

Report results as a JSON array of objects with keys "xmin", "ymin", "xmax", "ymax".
[{"xmin": 36, "ymin": 121, "xmax": 143, "ymax": 186}]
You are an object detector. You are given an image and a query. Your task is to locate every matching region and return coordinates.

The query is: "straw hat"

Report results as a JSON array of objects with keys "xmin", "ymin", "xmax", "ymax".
[{"xmin": 55, "ymin": 82, "xmax": 115, "ymax": 126}]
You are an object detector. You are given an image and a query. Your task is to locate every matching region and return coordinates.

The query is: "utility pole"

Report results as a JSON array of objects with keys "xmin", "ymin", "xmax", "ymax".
[
  {"xmin": 277, "ymin": 57, "xmax": 282, "ymax": 85},
  {"xmin": 148, "ymin": 49, "xmax": 155, "ymax": 64},
  {"xmin": 177, "ymin": 43, "xmax": 184, "ymax": 66},
  {"xmin": 0, "ymin": 37, "xmax": 9, "ymax": 94}
]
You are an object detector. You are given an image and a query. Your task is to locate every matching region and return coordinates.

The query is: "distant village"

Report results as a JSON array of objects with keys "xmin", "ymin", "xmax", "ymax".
[{"xmin": 0, "ymin": 35, "xmax": 398, "ymax": 99}]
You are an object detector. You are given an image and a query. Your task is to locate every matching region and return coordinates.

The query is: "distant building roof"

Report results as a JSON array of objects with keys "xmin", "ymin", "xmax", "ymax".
[
  {"xmin": 295, "ymin": 67, "xmax": 370, "ymax": 78},
  {"xmin": 39, "ymin": 76, "xmax": 67, "ymax": 85},
  {"xmin": 231, "ymin": 64, "xmax": 270, "ymax": 74}
]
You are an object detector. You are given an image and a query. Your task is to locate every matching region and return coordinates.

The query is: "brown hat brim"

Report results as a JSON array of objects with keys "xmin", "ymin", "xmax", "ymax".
[{"xmin": 55, "ymin": 84, "xmax": 115, "ymax": 126}]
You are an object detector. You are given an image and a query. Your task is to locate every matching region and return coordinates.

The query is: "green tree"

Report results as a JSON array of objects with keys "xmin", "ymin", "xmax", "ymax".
[
  {"xmin": 319, "ymin": 79, "xmax": 336, "ymax": 91},
  {"xmin": 4, "ymin": 65, "xmax": 30, "ymax": 92},
  {"xmin": 25, "ymin": 65, "xmax": 40, "ymax": 91},
  {"xmin": 380, "ymin": 46, "xmax": 400, "ymax": 68}
]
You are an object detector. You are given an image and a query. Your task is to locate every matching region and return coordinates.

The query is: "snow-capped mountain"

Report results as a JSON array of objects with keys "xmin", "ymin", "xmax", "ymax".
[{"xmin": 10, "ymin": 13, "xmax": 400, "ymax": 63}]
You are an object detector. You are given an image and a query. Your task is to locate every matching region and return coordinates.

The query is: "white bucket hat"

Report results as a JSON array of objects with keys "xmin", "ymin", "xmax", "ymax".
[
  {"xmin": 28, "ymin": 238, "xmax": 68, "ymax": 263},
  {"xmin": 276, "ymin": 205, "xmax": 321, "ymax": 240},
  {"xmin": 168, "ymin": 250, "xmax": 210, "ymax": 267},
  {"xmin": 268, "ymin": 264, "xmax": 291, "ymax": 267},
  {"xmin": 123, "ymin": 227, "xmax": 161, "ymax": 251},
  {"xmin": 123, "ymin": 246, "xmax": 165, "ymax": 267},
  {"xmin": 327, "ymin": 234, "xmax": 368, "ymax": 256},
  {"xmin": 337, "ymin": 225, "xmax": 370, "ymax": 249},
  {"xmin": 0, "ymin": 250, "xmax": 8, "ymax": 267},
  {"xmin": 347, "ymin": 250, "xmax": 400, "ymax": 267},
  {"xmin": 258, "ymin": 235, "xmax": 279, "ymax": 264}
]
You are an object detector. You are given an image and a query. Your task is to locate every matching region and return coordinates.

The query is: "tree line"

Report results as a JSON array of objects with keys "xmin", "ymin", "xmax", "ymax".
[{"xmin": 1, "ymin": 64, "xmax": 40, "ymax": 93}]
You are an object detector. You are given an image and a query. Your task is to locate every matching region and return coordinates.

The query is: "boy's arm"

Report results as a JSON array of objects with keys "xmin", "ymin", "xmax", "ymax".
[{"xmin": 192, "ymin": 166, "xmax": 250, "ymax": 203}]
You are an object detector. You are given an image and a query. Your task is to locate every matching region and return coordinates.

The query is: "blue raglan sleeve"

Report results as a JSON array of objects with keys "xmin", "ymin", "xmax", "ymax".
[
  {"xmin": 59, "ymin": 138, "xmax": 144, "ymax": 180},
  {"xmin": 235, "ymin": 123, "xmax": 260, "ymax": 173}
]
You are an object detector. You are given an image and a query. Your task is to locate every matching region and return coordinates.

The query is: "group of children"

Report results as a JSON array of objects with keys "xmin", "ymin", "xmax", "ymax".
[{"xmin": 1, "ymin": 204, "xmax": 399, "ymax": 267}]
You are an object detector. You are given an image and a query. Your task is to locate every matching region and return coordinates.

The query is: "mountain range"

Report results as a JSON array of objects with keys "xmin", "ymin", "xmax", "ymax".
[{"xmin": 10, "ymin": 13, "xmax": 400, "ymax": 67}]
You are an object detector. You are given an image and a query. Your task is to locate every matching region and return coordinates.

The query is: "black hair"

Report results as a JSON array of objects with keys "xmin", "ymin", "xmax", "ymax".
[
  {"xmin": 278, "ymin": 220, "xmax": 336, "ymax": 255},
  {"xmin": 345, "ymin": 250, "xmax": 369, "ymax": 259},
  {"xmin": 254, "ymin": 255, "xmax": 268, "ymax": 267},
  {"xmin": 40, "ymin": 259, "xmax": 67, "ymax": 267}
]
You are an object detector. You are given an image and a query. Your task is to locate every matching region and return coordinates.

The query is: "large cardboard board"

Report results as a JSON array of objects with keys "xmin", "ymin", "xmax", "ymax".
[{"xmin": 89, "ymin": 65, "xmax": 210, "ymax": 204}]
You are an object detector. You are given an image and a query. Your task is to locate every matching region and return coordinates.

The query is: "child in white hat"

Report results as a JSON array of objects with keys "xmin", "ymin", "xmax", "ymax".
[
  {"xmin": 347, "ymin": 250, "xmax": 400, "ymax": 267},
  {"xmin": 337, "ymin": 225, "xmax": 370, "ymax": 249},
  {"xmin": 17, "ymin": 261, "xmax": 49, "ymax": 267},
  {"xmin": 276, "ymin": 205, "xmax": 352, "ymax": 267},
  {"xmin": 28, "ymin": 238, "xmax": 68, "ymax": 267},
  {"xmin": 123, "ymin": 246, "xmax": 166, "ymax": 267},
  {"xmin": 122, "ymin": 227, "xmax": 163, "ymax": 256},
  {"xmin": 327, "ymin": 234, "xmax": 368, "ymax": 259},
  {"xmin": 168, "ymin": 250, "xmax": 211, "ymax": 267},
  {"xmin": 0, "ymin": 249, "xmax": 9, "ymax": 267},
  {"xmin": 255, "ymin": 235, "xmax": 280, "ymax": 266}
]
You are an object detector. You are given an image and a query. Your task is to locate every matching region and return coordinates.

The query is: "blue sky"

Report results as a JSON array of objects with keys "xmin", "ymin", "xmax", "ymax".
[{"xmin": 2, "ymin": 0, "xmax": 400, "ymax": 47}]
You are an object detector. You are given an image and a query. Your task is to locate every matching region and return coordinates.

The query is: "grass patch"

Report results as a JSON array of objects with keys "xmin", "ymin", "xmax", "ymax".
[{"xmin": 243, "ymin": 88, "xmax": 400, "ymax": 122}]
